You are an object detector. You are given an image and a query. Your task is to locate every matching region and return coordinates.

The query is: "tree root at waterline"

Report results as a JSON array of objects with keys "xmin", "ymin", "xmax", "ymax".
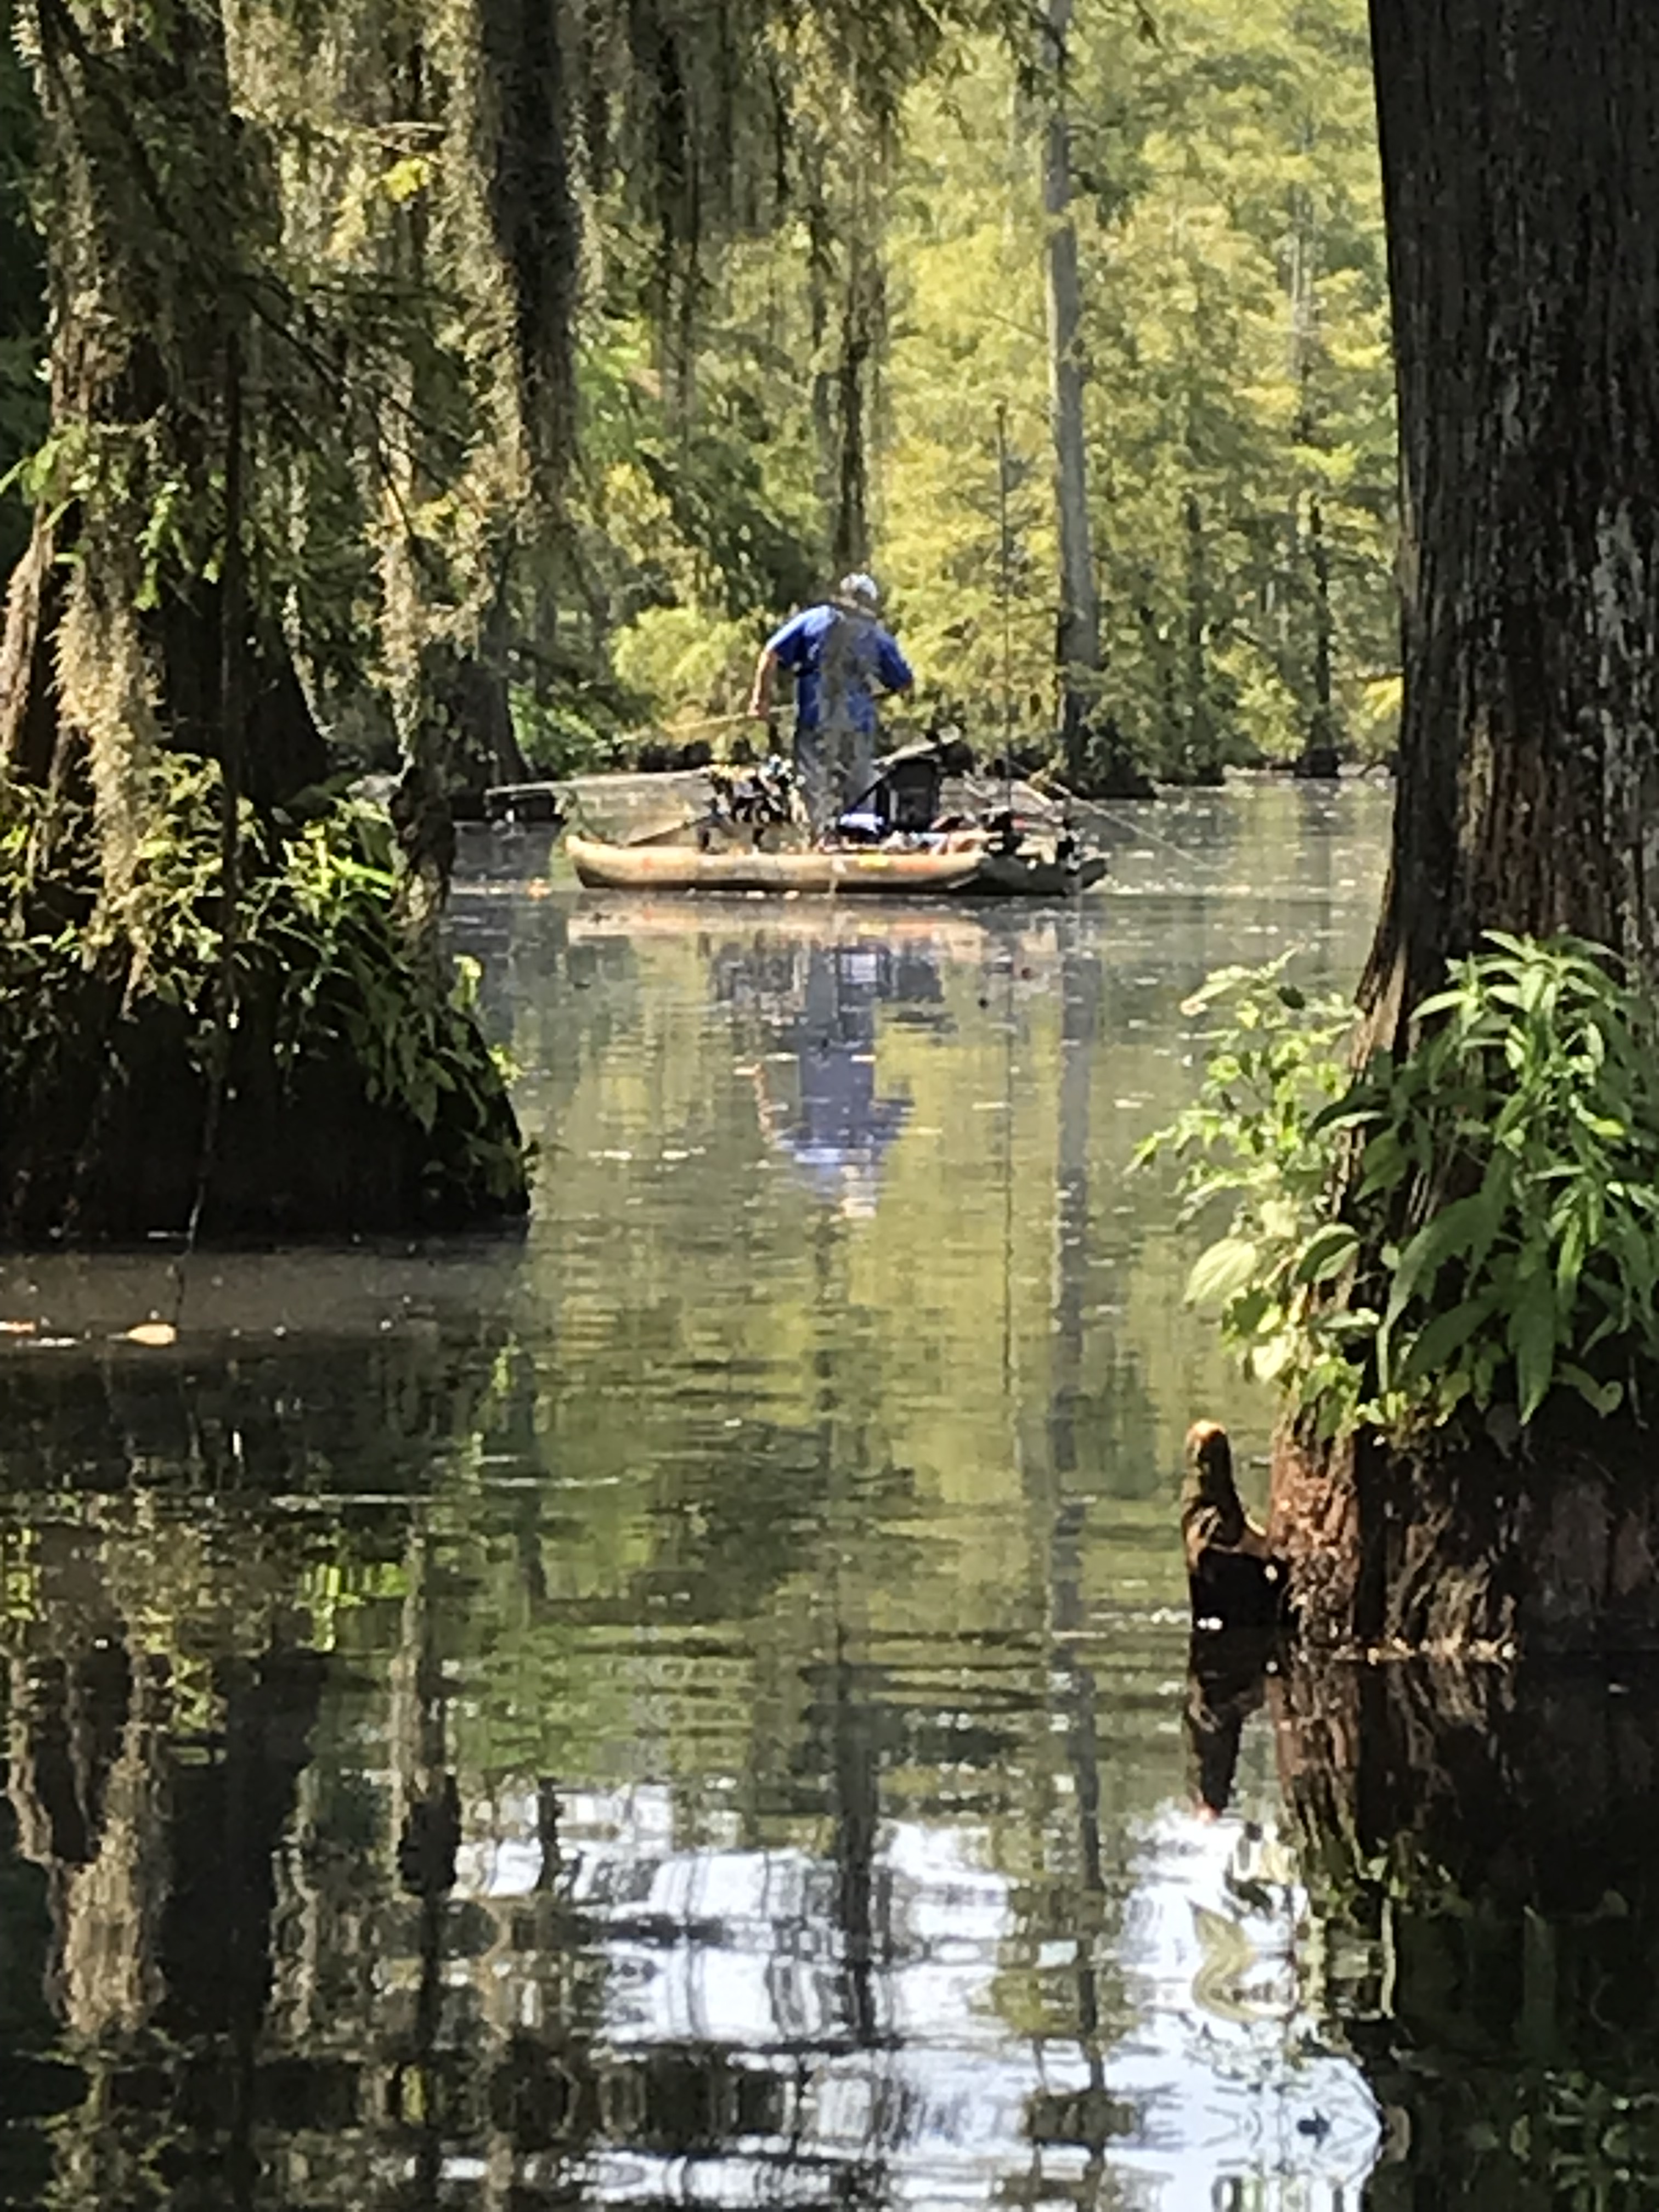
[{"xmin": 1272, "ymin": 1402, "xmax": 1659, "ymax": 1656}]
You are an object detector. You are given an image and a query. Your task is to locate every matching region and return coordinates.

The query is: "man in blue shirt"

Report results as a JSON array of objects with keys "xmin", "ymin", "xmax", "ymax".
[{"xmin": 747, "ymin": 573, "xmax": 915, "ymax": 838}]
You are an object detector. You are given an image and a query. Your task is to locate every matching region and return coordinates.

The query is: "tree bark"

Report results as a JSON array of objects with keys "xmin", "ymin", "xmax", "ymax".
[
  {"xmin": 1272, "ymin": 0, "xmax": 1659, "ymax": 1650},
  {"xmin": 1180, "ymin": 489, "xmax": 1221, "ymax": 782},
  {"xmin": 831, "ymin": 240, "xmax": 878, "ymax": 578},
  {"xmin": 0, "ymin": 511, "xmax": 65, "ymax": 783},
  {"xmin": 1360, "ymin": 0, "xmax": 1659, "ymax": 1045},
  {"xmin": 1296, "ymin": 492, "xmax": 1340, "ymax": 777},
  {"xmin": 1, "ymin": 0, "xmax": 328, "ymax": 818},
  {"xmin": 1042, "ymin": 0, "xmax": 1102, "ymax": 787}
]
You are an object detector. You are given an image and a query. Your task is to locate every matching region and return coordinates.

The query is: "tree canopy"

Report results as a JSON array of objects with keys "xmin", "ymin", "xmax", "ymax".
[{"xmin": 0, "ymin": 0, "xmax": 1397, "ymax": 795}]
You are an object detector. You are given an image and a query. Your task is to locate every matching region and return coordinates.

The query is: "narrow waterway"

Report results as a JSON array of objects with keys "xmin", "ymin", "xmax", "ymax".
[{"xmin": 5, "ymin": 777, "xmax": 1596, "ymax": 2211}]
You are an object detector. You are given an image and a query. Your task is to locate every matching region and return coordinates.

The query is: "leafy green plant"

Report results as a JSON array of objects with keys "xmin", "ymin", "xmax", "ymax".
[
  {"xmin": 1135, "ymin": 953, "xmax": 1365, "ymax": 1408},
  {"xmin": 1143, "ymin": 935, "xmax": 1659, "ymax": 1440}
]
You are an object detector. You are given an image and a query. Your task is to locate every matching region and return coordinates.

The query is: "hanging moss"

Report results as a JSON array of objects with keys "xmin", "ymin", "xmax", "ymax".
[{"xmin": 0, "ymin": 763, "xmax": 529, "ymax": 1240}]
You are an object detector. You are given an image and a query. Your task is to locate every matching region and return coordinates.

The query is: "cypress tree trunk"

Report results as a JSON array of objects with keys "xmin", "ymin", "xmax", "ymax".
[
  {"xmin": 831, "ymin": 238, "xmax": 879, "ymax": 577},
  {"xmin": 1272, "ymin": 0, "xmax": 1659, "ymax": 1650},
  {"xmin": 1286, "ymin": 171, "xmax": 1340, "ymax": 778},
  {"xmin": 1042, "ymin": 0, "xmax": 1101, "ymax": 787},
  {"xmin": 1297, "ymin": 492, "xmax": 1339, "ymax": 777},
  {"xmin": 0, "ymin": 0, "xmax": 527, "ymax": 1239},
  {"xmin": 0, "ymin": 0, "xmax": 328, "ymax": 817},
  {"xmin": 1362, "ymin": 0, "xmax": 1659, "ymax": 1035},
  {"xmin": 801, "ymin": 137, "xmax": 882, "ymax": 581}
]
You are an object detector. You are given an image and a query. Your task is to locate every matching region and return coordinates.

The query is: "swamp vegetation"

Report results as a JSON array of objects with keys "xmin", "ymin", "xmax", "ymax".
[
  {"xmin": 0, "ymin": 0, "xmax": 1399, "ymax": 788},
  {"xmin": 0, "ymin": 0, "xmax": 1655, "ymax": 1600},
  {"xmin": 0, "ymin": 0, "xmax": 1396, "ymax": 1237}
]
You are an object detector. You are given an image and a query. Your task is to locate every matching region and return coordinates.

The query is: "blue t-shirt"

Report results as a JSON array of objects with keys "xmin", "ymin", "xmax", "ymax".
[{"xmin": 765, "ymin": 603, "xmax": 913, "ymax": 733}]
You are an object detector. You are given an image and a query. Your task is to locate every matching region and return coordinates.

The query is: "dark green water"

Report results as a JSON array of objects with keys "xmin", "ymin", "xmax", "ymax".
[{"xmin": 5, "ymin": 781, "xmax": 1645, "ymax": 2211}]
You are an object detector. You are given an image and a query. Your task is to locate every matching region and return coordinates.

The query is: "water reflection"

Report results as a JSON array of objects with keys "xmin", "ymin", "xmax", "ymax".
[
  {"xmin": 1280, "ymin": 1658, "xmax": 1659, "ymax": 2209},
  {"xmin": 720, "ymin": 938, "xmax": 921, "ymax": 1216},
  {"xmin": 0, "ymin": 783, "xmax": 1395, "ymax": 2208}
]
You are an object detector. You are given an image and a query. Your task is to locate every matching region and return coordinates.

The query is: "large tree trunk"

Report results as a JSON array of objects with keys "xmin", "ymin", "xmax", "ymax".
[
  {"xmin": 1272, "ymin": 0, "xmax": 1659, "ymax": 1650},
  {"xmin": 1042, "ymin": 0, "xmax": 1101, "ymax": 787},
  {"xmin": 1361, "ymin": 0, "xmax": 1659, "ymax": 1042},
  {"xmin": 0, "ymin": 0, "xmax": 527, "ymax": 1241},
  {"xmin": 1, "ymin": 0, "xmax": 328, "ymax": 819}
]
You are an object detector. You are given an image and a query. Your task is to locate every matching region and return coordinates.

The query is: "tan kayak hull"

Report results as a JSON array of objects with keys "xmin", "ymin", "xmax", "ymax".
[{"xmin": 566, "ymin": 836, "xmax": 1102, "ymax": 899}]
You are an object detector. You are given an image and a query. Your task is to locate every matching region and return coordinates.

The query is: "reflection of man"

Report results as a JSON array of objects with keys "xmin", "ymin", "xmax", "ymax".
[
  {"xmin": 753, "ymin": 946, "xmax": 911, "ymax": 1217},
  {"xmin": 747, "ymin": 574, "xmax": 915, "ymax": 839}
]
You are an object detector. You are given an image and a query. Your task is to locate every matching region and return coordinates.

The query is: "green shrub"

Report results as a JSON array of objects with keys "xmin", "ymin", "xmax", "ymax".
[
  {"xmin": 510, "ymin": 689, "xmax": 620, "ymax": 777},
  {"xmin": 610, "ymin": 605, "xmax": 757, "ymax": 732},
  {"xmin": 1141, "ymin": 935, "xmax": 1659, "ymax": 1440},
  {"xmin": 0, "ymin": 759, "xmax": 529, "ymax": 1210}
]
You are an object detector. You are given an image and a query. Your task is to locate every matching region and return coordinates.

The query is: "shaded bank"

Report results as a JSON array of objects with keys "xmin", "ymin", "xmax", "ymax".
[{"xmin": 0, "ymin": 776, "xmax": 528, "ymax": 1240}]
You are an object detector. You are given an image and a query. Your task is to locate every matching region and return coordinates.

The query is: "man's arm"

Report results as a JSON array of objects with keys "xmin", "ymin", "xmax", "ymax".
[
  {"xmin": 876, "ymin": 628, "xmax": 914, "ymax": 698},
  {"xmin": 750, "ymin": 610, "xmax": 809, "ymax": 718},
  {"xmin": 747, "ymin": 644, "xmax": 778, "ymax": 720}
]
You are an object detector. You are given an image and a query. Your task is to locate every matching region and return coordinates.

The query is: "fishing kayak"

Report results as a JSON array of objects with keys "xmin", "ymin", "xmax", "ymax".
[{"xmin": 566, "ymin": 834, "xmax": 1105, "ymax": 899}]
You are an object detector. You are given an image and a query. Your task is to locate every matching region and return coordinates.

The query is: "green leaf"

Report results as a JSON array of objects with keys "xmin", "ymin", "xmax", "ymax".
[
  {"xmin": 1186, "ymin": 1236, "xmax": 1261, "ymax": 1308},
  {"xmin": 1385, "ymin": 1188, "xmax": 1504, "ymax": 1329},
  {"xmin": 1395, "ymin": 1293, "xmax": 1499, "ymax": 1389},
  {"xmin": 1251, "ymin": 1331, "xmax": 1299, "ymax": 1382},
  {"xmin": 1555, "ymin": 1209, "xmax": 1588, "ymax": 1308},
  {"xmin": 1292, "ymin": 1221, "xmax": 1361, "ymax": 1285},
  {"xmin": 1559, "ymin": 1364, "xmax": 1624, "ymax": 1417},
  {"xmin": 1509, "ymin": 1265, "xmax": 1559, "ymax": 1424},
  {"xmin": 1356, "ymin": 1125, "xmax": 1406, "ymax": 1198}
]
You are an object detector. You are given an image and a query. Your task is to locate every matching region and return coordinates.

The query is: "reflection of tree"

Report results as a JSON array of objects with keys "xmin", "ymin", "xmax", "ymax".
[
  {"xmin": 1282, "ymin": 1660, "xmax": 1659, "ymax": 2207},
  {"xmin": 2, "ymin": 1603, "xmax": 325, "ymax": 2205},
  {"xmin": 386, "ymin": 1527, "xmax": 459, "ymax": 2209},
  {"xmin": 0, "ymin": 1307, "xmax": 516, "ymax": 2208},
  {"xmin": 10, "ymin": 1641, "xmax": 167, "ymax": 2040}
]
